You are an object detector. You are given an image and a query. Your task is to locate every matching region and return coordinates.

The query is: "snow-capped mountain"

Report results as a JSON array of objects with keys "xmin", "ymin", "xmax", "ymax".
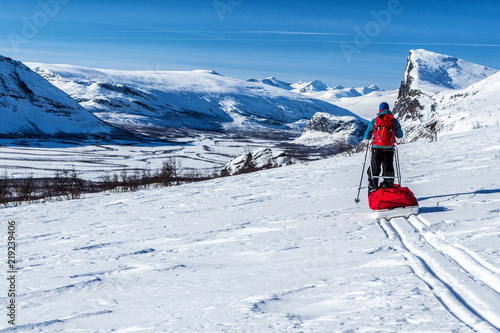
[
  {"xmin": 292, "ymin": 81, "xmax": 383, "ymax": 104},
  {"xmin": 27, "ymin": 64, "xmax": 359, "ymax": 137},
  {"xmin": 358, "ymin": 85, "xmax": 382, "ymax": 95},
  {"xmin": 292, "ymin": 80, "xmax": 329, "ymax": 93},
  {"xmin": 393, "ymin": 49, "xmax": 497, "ymax": 122},
  {"xmin": 248, "ymin": 77, "xmax": 383, "ymax": 104},
  {"xmin": 247, "ymin": 77, "xmax": 293, "ymax": 90},
  {"xmin": 392, "ymin": 49, "xmax": 498, "ymax": 141},
  {"xmin": 0, "ymin": 56, "xmax": 113, "ymax": 138}
]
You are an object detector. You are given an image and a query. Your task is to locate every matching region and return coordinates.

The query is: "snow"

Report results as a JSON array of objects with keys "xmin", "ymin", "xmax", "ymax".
[
  {"xmin": 247, "ymin": 77, "xmax": 293, "ymax": 90},
  {"xmin": 0, "ymin": 56, "xmax": 111, "ymax": 137},
  {"xmin": 247, "ymin": 76, "xmax": 384, "ymax": 108},
  {"xmin": 292, "ymin": 80, "xmax": 329, "ymax": 92},
  {"xmin": 333, "ymin": 89, "xmax": 399, "ymax": 121},
  {"xmin": 432, "ymin": 71, "xmax": 500, "ymax": 134},
  {"xmin": 221, "ymin": 147, "xmax": 289, "ymax": 176},
  {"xmin": 290, "ymin": 80, "xmax": 383, "ymax": 104},
  {"xmin": 0, "ymin": 136, "xmax": 282, "ymax": 180},
  {"xmin": 2, "ymin": 126, "xmax": 499, "ymax": 331},
  {"xmin": 292, "ymin": 113, "xmax": 366, "ymax": 147},
  {"xmin": 25, "ymin": 63, "xmax": 357, "ymax": 134},
  {"xmin": 400, "ymin": 60, "xmax": 500, "ymax": 141},
  {"xmin": 392, "ymin": 49, "xmax": 499, "ymax": 142},
  {"xmin": 408, "ymin": 49, "xmax": 498, "ymax": 94},
  {"xmin": 292, "ymin": 130, "xmax": 347, "ymax": 146}
]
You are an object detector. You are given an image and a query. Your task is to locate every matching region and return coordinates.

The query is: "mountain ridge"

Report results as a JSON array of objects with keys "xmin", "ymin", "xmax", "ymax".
[
  {"xmin": 27, "ymin": 63, "xmax": 364, "ymax": 140},
  {"xmin": 393, "ymin": 49, "xmax": 499, "ymax": 141},
  {"xmin": 393, "ymin": 49, "xmax": 497, "ymax": 122},
  {"xmin": 248, "ymin": 76, "xmax": 383, "ymax": 102},
  {"xmin": 0, "ymin": 55, "xmax": 114, "ymax": 138}
]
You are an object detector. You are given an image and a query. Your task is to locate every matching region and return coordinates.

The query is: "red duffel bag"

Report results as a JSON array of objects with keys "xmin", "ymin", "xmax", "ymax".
[{"xmin": 369, "ymin": 185, "xmax": 418, "ymax": 211}]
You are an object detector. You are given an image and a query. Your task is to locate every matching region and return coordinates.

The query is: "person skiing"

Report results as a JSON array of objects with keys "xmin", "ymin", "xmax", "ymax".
[{"xmin": 364, "ymin": 102, "xmax": 403, "ymax": 194}]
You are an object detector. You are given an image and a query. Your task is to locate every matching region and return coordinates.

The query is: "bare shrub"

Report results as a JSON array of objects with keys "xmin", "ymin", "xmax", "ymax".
[
  {"xmin": 158, "ymin": 157, "xmax": 182, "ymax": 186},
  {"xmin": 0, "ymin": 172, "xmax": 12, "ymax": 205},
  {"xmin": 0, "ymin": 156, "xmax": 219, "ymax": 205}
]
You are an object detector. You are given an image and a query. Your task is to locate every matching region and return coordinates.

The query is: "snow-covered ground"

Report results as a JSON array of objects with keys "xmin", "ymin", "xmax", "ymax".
[
  {"xmin": 333, "ymin": 89, "xmax": 399, "ymax": 121},
  {"xmin": 0, "ymin": 136, "xmax": 279, "ymax": 180},
  {"xmin": 2, "ymin": 126, "xmax": 499, "ymax": 332}
]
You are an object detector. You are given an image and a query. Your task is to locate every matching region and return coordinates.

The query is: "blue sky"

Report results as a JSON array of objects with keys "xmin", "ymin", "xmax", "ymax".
[{"xmin": 1, "ymin": 0, "xmax": 499, "ymax": 89}]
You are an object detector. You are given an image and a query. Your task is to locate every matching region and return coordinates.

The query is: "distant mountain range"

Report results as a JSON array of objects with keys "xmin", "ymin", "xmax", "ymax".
[
  {"xmin": 0, "ymin": 49, "xmax": 496, "ymax": 146},
  {"xmin": 248, "ymin": 76, "xmax": 383, "ymax": 102},
  {"xmin": 283, "ymin": 49, "xmax": 499, "ymax": 146},
  {"xmin": 27, "ymin": 63, "xmax": 362, "ymax": 141}
]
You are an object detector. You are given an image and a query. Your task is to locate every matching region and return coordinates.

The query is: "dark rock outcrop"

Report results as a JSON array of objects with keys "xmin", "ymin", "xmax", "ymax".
[
  {"xmin": 221, "ymin": 148, "xmax": 290, "ymax": 176},
  {"xmin": 392, "ymin": 52, "xmax": 428, "ymax": 121},
  {"xmin": 294, "ymin": 112, "xmax": 367, "ymax": 146},
  {"xmin": 304, "ymin": 112, "xmax": 366, "ymax": 137}
]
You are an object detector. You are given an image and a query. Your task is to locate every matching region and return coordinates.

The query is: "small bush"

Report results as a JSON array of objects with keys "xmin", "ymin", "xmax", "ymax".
[{"xmin": 0, "ymin": 157, "xmax": 217, "ymax": 206}]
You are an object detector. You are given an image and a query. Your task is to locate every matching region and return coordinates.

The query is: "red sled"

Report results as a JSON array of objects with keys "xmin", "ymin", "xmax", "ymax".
[{"xmin": 369, "ymin": 185, "xmax": 419, "ymax": 220}]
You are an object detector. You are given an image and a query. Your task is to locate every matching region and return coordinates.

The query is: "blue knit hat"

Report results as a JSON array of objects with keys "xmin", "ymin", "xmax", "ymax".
[{"xmin": 379, "ymin": 102, "xmax": 390, "ymax": 112}]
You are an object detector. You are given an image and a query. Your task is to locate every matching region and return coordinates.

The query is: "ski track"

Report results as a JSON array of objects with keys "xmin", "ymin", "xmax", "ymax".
[
  {"xmin": 1, "ymin": 310, "xmax": 113, "ymax": 332},
  {"xmin": 378, "ymin": 214, "xmax": 500, "ymax": 332}
]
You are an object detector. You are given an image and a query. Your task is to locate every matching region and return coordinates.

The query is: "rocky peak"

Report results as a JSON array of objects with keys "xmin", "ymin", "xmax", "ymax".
[
  {"xmin": 392, "ymin": 53, "xmax": 425, "ymax": 121},
  {"xmin": 393, "ymin": 49, "xmax": 497, "ymax": 122}
]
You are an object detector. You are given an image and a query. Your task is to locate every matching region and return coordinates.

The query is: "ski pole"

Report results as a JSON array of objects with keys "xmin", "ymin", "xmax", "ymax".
[
  {"xmin": 394, "ymin": 145, "xmax": 402, "ymax": 186},
  {"xmin": 355, "ymin": 140, "xmax": 370, "ymax": 203}
]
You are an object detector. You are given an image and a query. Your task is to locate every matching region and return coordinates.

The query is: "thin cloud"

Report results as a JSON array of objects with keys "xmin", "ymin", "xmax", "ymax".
[
  {"xmin": 234, "ymin": 31, "xmax": 353, "ymax": 36},
  {"xmin": 95, "ymin": 30, "xmax": 353, "ymax": 36},
  {"xmin": 19, "ymin": 36, "xmax": 500, "ymax": 48}
]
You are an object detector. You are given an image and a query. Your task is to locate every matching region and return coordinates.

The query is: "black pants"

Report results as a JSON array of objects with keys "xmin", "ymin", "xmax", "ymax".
[{"xmin": 367, "ymin": 148, "xmax": 395, "ymax": 192}]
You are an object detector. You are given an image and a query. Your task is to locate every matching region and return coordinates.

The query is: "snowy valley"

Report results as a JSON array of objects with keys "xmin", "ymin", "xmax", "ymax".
[
  {"xmin": 2, "ymin": 125, "xmax": 499, "ymax": 332},
  {"xmin": 0, "ymin": 49, "xmax": 498, "ymax": 181}
]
